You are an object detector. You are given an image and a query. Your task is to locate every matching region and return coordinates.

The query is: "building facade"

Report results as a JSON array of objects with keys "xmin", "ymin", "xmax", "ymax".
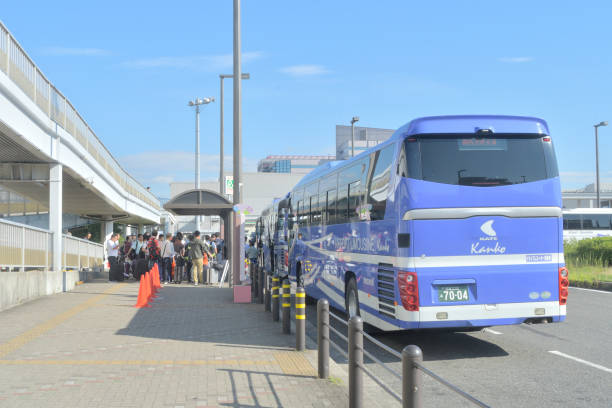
[
  {"xmin": 562, "ymin": 183, "xmax": 612, "ymax": 209},
  {"xmin": 335, "ymin": 125, "xmax": 395, "ymax": 160},
  {"xmin": 257, "ymin": 155, "xmax": 336, "ymax": 174}
]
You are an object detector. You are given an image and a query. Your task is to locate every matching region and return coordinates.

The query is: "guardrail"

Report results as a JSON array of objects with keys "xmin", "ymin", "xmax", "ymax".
[
  {"xmin": 0, "ymin": 21, "xmax": 159, "ymax": 211},
  {"xmin": 317, "ymin": 299, "xmax": 491, "ymax": 408},
  {"xmin": 0, "ymin": 219, "xmax": 103, "ymax": 271}
]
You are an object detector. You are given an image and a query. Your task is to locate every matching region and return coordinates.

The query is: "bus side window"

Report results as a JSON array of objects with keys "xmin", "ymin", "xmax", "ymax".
[
  {"xmin": 337, "ymin": 184, "xmax": 349, "ymax": 224},
  {"xmin": 348, "ymin": 180, "xmax": 361, "ymax": 222},
  {"xmin": 367, "ymin": 144, "xmax": 395, "ymax": 221},
  {"xmin": 327, "ymin": 189, "xmax": 337, "ymax": 225},
  {"xmin": 563, "ymin": 215, "xmax": 581, "ymax": 230}
]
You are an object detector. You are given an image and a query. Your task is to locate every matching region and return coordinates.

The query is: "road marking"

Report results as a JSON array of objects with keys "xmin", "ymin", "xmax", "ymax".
[
  {"xmin": 0, "ymin": 283, "xmax": 126, "ymax": 359},
  {"xmin": 483, "ymin": 328, "xmax": 503, "ymax": 335},
  {"xmin": 548, "ymin": 351, "xmax": 612, "ymax": 374},
  {"xmin": 569, "ymin": 287, "xmax": 611, "ymax": 295},
  {"xmin": 0, "ymin": 359, "xmax": 273, "ymax": 366}
]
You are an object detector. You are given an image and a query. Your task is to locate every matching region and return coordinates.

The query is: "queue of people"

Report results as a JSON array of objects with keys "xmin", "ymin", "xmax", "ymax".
[{"xmin": 106, "ymin": 230, "xmax": 224, "ymax": 285}]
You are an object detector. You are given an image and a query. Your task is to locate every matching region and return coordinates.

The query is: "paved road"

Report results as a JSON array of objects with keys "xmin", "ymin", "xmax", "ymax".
[{"xmin": 304, "ymin": 287, "xmax": 612, "ymax": 408}]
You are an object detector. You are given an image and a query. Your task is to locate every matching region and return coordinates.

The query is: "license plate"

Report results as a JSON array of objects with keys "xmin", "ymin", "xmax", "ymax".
[{"xmin": 437, "ymin": 285, "xmax": 469, "ymax": 302}]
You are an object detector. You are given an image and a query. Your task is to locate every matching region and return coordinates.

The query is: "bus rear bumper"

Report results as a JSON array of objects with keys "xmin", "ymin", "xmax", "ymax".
[{"xmin": 409, "ymin": 301, "xmax": 565, "ymax": 329}]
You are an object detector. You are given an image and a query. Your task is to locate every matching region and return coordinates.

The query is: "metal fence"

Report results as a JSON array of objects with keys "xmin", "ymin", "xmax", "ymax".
[
  {"xmin": 0, "ymin": 20, "xmax": 159, "ymax": 212},
  {"xmin": 0, "ymin": 219, "xmax": 103, "ymax": 272},
  {"xmin": 317, "ymin": 299, "xmax": 491, "ymax": 408}
]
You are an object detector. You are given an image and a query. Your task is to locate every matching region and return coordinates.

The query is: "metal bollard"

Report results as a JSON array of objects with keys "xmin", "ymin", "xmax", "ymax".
[
  {"xmin": 282, "ymin": 279, "xmax": 291, "ymax": 334},
  {"xmin": 272, "ymin": 276, "xmax": 279, "ymax": 321},
  {"xmin": 295, "ymin": 287, "xmax": 306, "ymax": 350},
  {"xmin": 402, "ymin": 345, "xmax": 423, "ymax": 408},
  {"xmin": 317, "ymin": 298, "xmax": 329, "ymax": 379},
  {"xmin": 265, "ymin": 273, "xmax": 271, "ymax": 312},
  {"xmin": 348, "ymin": 315, "xmax": 363, "ymax": 408}
]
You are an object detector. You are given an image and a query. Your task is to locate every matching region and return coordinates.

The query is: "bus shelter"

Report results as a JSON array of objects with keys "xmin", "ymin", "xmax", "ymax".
[{"xmin": 163, "ymin": 189, "xmax": 235, "ymax": 285}]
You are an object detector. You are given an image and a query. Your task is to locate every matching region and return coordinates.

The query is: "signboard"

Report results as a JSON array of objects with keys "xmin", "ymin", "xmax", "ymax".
[{"xmin": 225, "ymin": 176, "xmax": 234, "ymax": 195}]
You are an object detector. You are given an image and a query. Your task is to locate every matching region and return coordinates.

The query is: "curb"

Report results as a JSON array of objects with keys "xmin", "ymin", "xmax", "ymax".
[{"xmin": 570, "ymin": 281, "xmax": 612, "ymax": 292}]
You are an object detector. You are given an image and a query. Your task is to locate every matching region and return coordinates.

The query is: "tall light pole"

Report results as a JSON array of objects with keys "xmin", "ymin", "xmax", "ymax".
[
  {"xmin": 219, "ymin": 73, "xmax": 249, "ymax": 198},
  {"xmin": 188, "ymin": 96, "xmax": 215, "ymax": 231},
  {"xmin": 232, "ymin": 0, "xmax": 243, "ymax": 285},
  {"xmin": 350, "ymin": 116, "xmax": 359, "ymax": 157},
  {"xmin": 594, "ymin": 121, "xmax": 608, "ymax": 208}
]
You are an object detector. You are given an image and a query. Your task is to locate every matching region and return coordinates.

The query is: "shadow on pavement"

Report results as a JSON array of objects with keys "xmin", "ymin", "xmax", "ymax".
[
  {"xmin": 304, "ymin": 303, "xmax": 508, "ymax": 363},
  {"xmin": 115, "ymin": 286, "xmax": 299, "ymax": 350}
]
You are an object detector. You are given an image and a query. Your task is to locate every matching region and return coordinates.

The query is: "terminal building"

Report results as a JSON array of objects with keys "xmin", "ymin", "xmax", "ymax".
[{"xmin": 562, "ymin": 183, "xmax": 612, "ymax": 209}]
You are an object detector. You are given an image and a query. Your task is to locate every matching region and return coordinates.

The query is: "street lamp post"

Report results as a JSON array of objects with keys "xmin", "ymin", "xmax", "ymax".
[
  {"xmin": 219, "ymin": 73, "xmax": 249, "ymax": 198},
  {"xmin": 188, "ymin": 97, "xmax": 215, "ymax": 231},
  {"xmin": 350, "ymin": 116, "xmax": 359, "ymax": 158},
  {"xmin": 232, "ymin": 0, "xmax": 243, "ymax": 286},
  {"xmin": 594, "ymin": 121, "xmax": 608, "ymax": 208}
]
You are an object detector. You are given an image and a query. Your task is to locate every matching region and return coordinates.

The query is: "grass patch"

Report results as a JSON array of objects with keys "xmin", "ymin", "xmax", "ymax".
[
  {"xmin": 567, "ymin": 262, "xmax": 612, "ymax": 285},
  {"xmin": 328, "ymin": 376, "xmax": 343, "ymax": 385}
]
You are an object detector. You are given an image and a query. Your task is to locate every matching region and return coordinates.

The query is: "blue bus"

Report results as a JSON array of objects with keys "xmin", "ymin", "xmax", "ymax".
[{"xmin": 278, "ymin": 115, "xmax": 567, "ymax": 331}]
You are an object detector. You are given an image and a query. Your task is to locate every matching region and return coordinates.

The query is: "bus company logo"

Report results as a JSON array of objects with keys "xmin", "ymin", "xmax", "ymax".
[{"xmin": 471, "ymin": 220, "xmax": 507, "ymax": 255}]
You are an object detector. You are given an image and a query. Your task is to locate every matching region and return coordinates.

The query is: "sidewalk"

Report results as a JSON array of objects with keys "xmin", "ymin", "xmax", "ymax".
[{"xmin": 0, "ymin": 280, "xmax": 350, "ymax": 408}]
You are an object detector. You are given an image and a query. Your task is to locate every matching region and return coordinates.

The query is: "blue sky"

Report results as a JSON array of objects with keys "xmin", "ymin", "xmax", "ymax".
[{"xmin": 3, "ymin": 1, "xmax": 612, "ymax": 198}]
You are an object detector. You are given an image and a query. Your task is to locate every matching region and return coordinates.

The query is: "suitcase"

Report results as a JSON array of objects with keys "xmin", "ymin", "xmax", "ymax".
[
  {"xmin": 110, "ymin": 262, "xmax": 124, "ymax": 281},
  {"xmin": 133, "ymin": 259, "xmax": 147, "ymax": 280}
]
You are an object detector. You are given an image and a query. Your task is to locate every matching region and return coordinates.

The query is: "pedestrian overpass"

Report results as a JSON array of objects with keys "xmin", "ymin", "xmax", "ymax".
[{"xmin": 0, "ymin": 21, "xmax": 162, "ymax": 309}]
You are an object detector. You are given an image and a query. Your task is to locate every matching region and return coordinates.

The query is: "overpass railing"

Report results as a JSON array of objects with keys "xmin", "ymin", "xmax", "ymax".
[
  {"xmin": 0, "ymin": 219, "xmax": 104, "ymax": 272},
  {"xmin": 0, "ymin": 21, "xmax": 159, "ymax": 212}
]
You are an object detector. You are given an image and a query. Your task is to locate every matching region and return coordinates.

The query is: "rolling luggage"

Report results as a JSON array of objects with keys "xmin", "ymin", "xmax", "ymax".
[
  {"xmin": 133, "ymin": 259, "xmax": 147, "ymax": 280},
  {"xmin": 110, "ymin": 262, "xmax": 124, "ymax": 281}
]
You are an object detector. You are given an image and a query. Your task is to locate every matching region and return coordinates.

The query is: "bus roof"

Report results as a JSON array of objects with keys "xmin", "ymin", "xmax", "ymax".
[{"xmin": 396, "ymin": 115, "xmax": 550, "ymax": 137}]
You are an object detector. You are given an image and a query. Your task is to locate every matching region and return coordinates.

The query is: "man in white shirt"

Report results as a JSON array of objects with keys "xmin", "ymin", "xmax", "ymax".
[
  {"xmin": 105, "ymin": 234, "xmax": 119, "ymax": 281},
  {"xmin": 161, "ymin": 233, "xmax": 175, "ymax": 284}
]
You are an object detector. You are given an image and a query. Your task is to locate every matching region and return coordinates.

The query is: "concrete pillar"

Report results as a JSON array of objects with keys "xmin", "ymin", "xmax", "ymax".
[
  {"xmin": 138, "ymin": 224, "xmax": 144, "ymax": 234},
  {"xmin": 49, "ymin": 164, "xmax": 63, "ymax": 274}
]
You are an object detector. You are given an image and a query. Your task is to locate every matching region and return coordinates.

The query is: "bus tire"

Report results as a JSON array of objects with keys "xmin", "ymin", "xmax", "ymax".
[{"xmin": 345, "ymin": 277, "xmax": 360, "ymax": 318}]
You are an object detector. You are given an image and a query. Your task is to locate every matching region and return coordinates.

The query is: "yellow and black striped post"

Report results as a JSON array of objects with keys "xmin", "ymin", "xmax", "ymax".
[
  {"xmin": 295, "ymin": 287, "xmax": 306, "ymax": 350},
  {"xmin": 272, "ymin": 276, "xmax": 280, "ymax": 321},
  {"xmin": 282, "ymin": 279, "xmax": 291, "ymax": 334}
]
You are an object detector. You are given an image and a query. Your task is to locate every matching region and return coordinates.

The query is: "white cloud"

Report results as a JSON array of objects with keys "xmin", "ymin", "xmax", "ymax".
[
  {"xmin": 498, "ymin": 57, "xmax": 534, "ymax": 63},
  {"xmin": 42, "ymin": 47, "xmax": 111, "ymax": 56},
  {"xmin": 279, "ymin": 64, "xmax": 330, "ymax": 76},
  {"xmin": 121, "ymin": 51, "xmax": 263, "ymax": 70}
]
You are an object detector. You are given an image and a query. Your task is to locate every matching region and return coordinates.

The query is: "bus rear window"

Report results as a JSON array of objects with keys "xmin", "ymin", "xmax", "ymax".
[{"xmin": 403, "ymin": 134, "xmax": 559, "ymax": 186}]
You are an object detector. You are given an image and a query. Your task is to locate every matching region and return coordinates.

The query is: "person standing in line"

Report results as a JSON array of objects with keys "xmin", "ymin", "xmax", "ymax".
[
  {"xmin": 121, "ymin": 235, "xmax": 133, "ymax": 279},
  {"xmin": 214, "ymin": 233, "xmax": 223, "ymax": 262},
  {"xmin": 161, "ymin": 233, "xmax": 174, "ymax": 284},
  {"xmin": 189, "ymin": 231, "xmax": 205, "ymax": 286},
  {"xmin": 173, "ymin": 232, "xmax": 185, "ymax": 284},
  {"xmin": 133, "ymin": 234, "xmax": 145, "ymax": 259},
  {"xmin": 146, "ymin": 230, "xmax": 161, "ymax": 272},
  {"xmin": 184, "ymin": 234, "xmax": 193, "ymax": 283},
  {"xmin": 106, "ymin": 233, "xmax": 119, "ymax": 281},
  {"xmin": 85, "ymin": 232, "xmax": 92, "ymax": 241}
]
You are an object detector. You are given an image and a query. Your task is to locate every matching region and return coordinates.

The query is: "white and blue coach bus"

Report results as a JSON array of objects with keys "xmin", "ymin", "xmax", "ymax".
[{"xmin": 282, "ymin": 115, "xmax": 567, "ymax": 331}]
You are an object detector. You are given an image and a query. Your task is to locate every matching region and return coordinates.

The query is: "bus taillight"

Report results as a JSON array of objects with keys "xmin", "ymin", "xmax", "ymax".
[
  {"xmin": 284, "ymin": 251, "xmax": 289, "ymax": 268},
  {"xmin": 398, "ymin": 271, "xmax": 419, "ymax": 311},
  {"xmin": 559, "ymin": 267, "xmax": 569, "ymax": 305}
]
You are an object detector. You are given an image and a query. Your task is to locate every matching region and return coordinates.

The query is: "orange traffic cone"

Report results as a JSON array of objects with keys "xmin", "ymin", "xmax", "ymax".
[
  {"xmin": 153, "ymin": 264, "xmax": 161, "ymax": 290},
  {"xmin": 134, "ymin": 274, "xmax": 151, "ymax": 308},
  {"xmin": 147, "ymin": 271, "xmax": 157, "ymax": 299}
]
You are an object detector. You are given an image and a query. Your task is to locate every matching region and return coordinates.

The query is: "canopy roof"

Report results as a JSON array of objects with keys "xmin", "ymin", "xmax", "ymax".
[{"xmin": 163, "ymin": 189, "xmax": 233, "ymax": 216}]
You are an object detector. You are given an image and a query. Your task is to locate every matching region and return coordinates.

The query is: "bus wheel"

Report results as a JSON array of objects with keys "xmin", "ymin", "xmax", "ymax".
[{"xmin": 345, "ymin": 278, "xmax": 360, "ymax": 318}]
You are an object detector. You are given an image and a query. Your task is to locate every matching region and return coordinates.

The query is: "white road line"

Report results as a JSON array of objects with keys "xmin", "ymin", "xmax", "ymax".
[
  {"xmin": 569, "ymin": 287, "xmax": 611, "ymax": 295},
  {"xmin": 483, "ymin": 328, "xmax": 503, "ymax": 335},
  {"xmin": 548, "ymin": 351, "xmax": 612, "ymax": 374}
]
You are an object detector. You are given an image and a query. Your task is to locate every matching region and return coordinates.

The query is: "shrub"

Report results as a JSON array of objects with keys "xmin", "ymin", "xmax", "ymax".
[{"xmin": 564, "ymin": 237, "xmax": 612, "ymax": 267}]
